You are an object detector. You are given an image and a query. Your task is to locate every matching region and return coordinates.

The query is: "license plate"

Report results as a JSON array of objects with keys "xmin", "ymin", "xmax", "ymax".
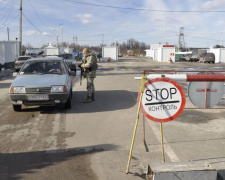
[{"xmin": 27, "ymin": 94, "xmax": 49, "ymax": 101}]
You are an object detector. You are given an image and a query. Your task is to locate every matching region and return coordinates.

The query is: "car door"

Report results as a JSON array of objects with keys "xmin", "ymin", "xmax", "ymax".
[{"xmin": 62, "ymin": 60, "xmax": 73, "ymax": 94}]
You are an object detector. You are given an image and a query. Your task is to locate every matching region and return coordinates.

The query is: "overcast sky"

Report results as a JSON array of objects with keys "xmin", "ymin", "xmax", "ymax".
[{"xmin": 0, "ymin": 0, "xmax": 225, "ymax": 48}]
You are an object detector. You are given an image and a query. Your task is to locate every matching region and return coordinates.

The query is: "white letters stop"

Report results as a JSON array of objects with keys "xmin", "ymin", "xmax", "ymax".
[{"xmin": 141, "ymin": 78, "xmax": 186, "ymax": 122}]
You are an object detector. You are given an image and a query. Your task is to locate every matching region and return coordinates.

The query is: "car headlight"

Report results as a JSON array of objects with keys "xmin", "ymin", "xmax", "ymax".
[
  {"xmin": 10, "ymin": 86, "xmax": 26, "ymax": 94},
  {"xmin": 51, "ymin": 85, "xmax": 67, "ymax": 92}
]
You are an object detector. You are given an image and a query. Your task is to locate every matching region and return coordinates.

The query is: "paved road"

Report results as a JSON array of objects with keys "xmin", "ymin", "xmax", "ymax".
[{"xmin": 0, "ymin": 58, "xmax": 225, "ymax": 179}]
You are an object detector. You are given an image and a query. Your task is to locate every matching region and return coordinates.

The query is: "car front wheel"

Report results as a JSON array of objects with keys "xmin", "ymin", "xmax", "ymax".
[
  {"xmin": 65, "ymin": 94, "xmax": 71, "ymax": 109},
  {"xmin": 13, "ymin": 104, "xmax": 22, "ymax": 111}
]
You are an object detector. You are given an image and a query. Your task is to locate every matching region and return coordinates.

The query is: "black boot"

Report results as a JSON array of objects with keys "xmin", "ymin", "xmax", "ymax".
[
  {"xmin": 92, "ymin": 94, "xmax": 95, "ymax": 101},
  {"xmin": 83, "ymin": 96, "xmax": 92, "ymax": 103}
]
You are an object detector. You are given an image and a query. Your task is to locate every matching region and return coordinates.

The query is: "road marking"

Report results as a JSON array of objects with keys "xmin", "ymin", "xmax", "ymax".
[
  {"xmin": 59, "ymin": 113, "xmax": 66, "ymax": 132},
  {"xmin": 146, "ymin": 120, "xmax": 180, "ymax": 162}
]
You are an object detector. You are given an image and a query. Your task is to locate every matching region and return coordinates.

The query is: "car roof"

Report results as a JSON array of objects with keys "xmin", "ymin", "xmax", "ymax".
[
  {"xmin": 27, "ymin": 56, "xmax": 63, "ymax": 62},
  {"xmin": 18, "ymin": 56, "xmax": 31, "ymax": 58},
  {"xmin": 60, "ymin": 53, "xmax": 73, "ymax": 55}
]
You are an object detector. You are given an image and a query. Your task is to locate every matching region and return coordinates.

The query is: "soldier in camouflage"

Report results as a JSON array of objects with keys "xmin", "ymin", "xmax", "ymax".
[{"xmin": 81, "ymin": 48, "xmax": 98, "ymax": 103}]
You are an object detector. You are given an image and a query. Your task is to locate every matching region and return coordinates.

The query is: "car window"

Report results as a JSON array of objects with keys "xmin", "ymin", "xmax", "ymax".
[
  {"xmin": 20, "ymin": 60, "xmax": 67, "ymax": 75},
  {"xmin": 200, "ymin": 53, "xmax": 206, "ymax": 57},
  {"xmin": 208, "ymin": 53, "xmax": 215, "ymax": 57},
  {"xmin": 192, "ymin": 49, "xmax": 198, "ymax": 55}
]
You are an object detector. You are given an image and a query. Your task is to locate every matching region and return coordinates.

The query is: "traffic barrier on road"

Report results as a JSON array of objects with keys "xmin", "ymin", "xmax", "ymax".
[
  {"xmin": 146, "ymin": 161, "xmax": 217, "ymax": 180},
  {"xmin": 125, "ymin": 70, "xmax": 225, "ymax": 178}
]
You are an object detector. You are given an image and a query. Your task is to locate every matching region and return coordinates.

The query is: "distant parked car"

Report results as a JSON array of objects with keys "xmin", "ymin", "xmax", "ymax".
[
  {"xmin": 9, "ymin": 57, "xmax": 75, "ymax": 111},
  {"xmin": 199, "ymin": 53, "xmax": 215, "ymax": 63},
  {"xmin": 73, "ymin": 51, "xmax": 83, "ymax": 60},
  {"xmin": 190, "ymin": 49, "xmax": 207, "ymax": 62},
  {"xmin": 184, "ymin": 54, "xmax": 192, "ymax": 61},
  {"xmin": 59, "ymin": 53, "xmax": 76, "ymax": 73},
  {"xmin": 179, "ymin": 54, "xmax": 191, "ymax": 61},
  {"xmin": 15, "ymin": 56, "xmax": 31, "ymax": 72}
]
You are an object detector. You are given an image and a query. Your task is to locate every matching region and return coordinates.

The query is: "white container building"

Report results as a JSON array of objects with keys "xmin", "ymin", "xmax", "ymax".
[
  {"xmin": 146, "ymin": 44, "xmax": 175, "ymax": 62},
  {"xmin": 209, "ymin": 48, "xmax": 225, "ymax": 63},
  {"xmin": 102, "ymin": 46, "xmax": 118, "ymax": 61},
  {"xmin": 0, "ymin": 41, "xmax": 20, "ymax": 65}
]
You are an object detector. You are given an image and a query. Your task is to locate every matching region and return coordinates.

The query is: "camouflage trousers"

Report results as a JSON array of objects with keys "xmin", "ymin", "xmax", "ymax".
[{"xmin": 86, "ymin": 77, "xmax": 95, "ymax": 97}]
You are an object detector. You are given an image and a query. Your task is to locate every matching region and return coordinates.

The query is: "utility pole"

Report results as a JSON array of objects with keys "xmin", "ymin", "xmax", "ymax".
[
  {"xmin": 110, "ymin": 33, "xmax": 112, "ymax": 46},
  {"xmin": 76, "ymin": 35, "xmax": 77, "ymax": 46},
  {"xmin": 101, "ymin": 34, "xmax": 104, "ymax": 47},
  {"xmin": 73, "ymin": 35, "xmax": 77, "ymax": 46},
  {"xmin": 61, "ymin": 26, "xmax": 63, "ymax": 46},
  {"xmin": 7, "ymin": 27, "xmax": 9, "ymax": 41},
  {"xmin": 19, "ymin": 0, "xmax": 22, "ymax": 54},
  {"xmin": 56, "ymin": 36, "xmax": 59, "ymax": 47},
  {"xmin": 221, "ymin": 32, "xmax": 224, "ymax": 47}
]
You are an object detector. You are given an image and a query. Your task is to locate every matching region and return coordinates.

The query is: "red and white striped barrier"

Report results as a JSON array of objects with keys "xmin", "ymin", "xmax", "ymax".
[{"xmin": 135, "ymin": 74, "xmax": 225, "ymax": 82}]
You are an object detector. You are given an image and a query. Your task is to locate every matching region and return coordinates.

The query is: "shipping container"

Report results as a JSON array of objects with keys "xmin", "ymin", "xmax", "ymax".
[
  {"xmin": 0, "ymin": 41, "xmax": 21, "ymax": 68},
  {"xmin": 102, "ymin": 46, "xmax": 118, "ymax": 61}
]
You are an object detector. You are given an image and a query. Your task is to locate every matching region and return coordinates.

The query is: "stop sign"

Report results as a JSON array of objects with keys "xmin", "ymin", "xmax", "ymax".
[{"xmin": 140, "ymin": 78, "xmax": 186, "ymax": 122}]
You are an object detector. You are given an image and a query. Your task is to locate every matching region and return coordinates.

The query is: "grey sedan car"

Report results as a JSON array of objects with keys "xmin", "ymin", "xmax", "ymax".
[
  {"xmin": 9, "ymin": 57, "xmax": 75, "ymax": 111},
  {"xmin": 15, "ymin": 56, "xmax": 31, "ymax": 72}
]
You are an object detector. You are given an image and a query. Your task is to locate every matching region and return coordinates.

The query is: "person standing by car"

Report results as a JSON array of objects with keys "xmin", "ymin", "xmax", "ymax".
[{"xmin": 79, "ymin": 48, "xmax": 98, "ymax": 103}]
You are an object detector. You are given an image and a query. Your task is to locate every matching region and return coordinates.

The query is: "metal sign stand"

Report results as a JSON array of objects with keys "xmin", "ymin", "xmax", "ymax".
[
  {"xmin": 126, "ymin": 75, "xmax": 145, "ymax": 174},
  {"xmin": 160, "ymin": 122, "xmax": 165, "ymax": 162}
]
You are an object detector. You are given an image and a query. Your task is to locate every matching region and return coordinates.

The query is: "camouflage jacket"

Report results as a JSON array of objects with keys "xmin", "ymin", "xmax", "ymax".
[{"xmin": 81, "ymin": 53, "xmax": 98, "ymax": 78}]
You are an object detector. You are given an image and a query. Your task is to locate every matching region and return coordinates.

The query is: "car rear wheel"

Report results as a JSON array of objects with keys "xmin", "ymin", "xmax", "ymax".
[{"xmin": 13, "ymin": 104, "xmax": 22, "ymax": 111}]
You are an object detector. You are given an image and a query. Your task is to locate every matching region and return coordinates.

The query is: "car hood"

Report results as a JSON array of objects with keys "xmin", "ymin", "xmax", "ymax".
[{"xmin": 12, "ymin": 74, "xmax": 68, "ymax": 87}]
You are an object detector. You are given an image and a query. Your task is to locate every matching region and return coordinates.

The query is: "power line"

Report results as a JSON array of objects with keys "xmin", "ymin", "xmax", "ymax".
[
  {"xmin": 184, "ymin": 35, "xmax": 218, "ymax": 41},
  {"xmin": 27, "ymin": 0, "xmax": 53, "ymax": 35},
  {"xmin": 0, "ymin": 0, "xmax": 16, "ymax": 35},
  {"xmin": 0, "ymin": 14, "xmax": 18, "ymax": 29},
  {"xmin": 0, "ymin": 0, "xmax": 16, "ymax": 23},
  {"xmin": 0, "ymin": 0, "xmax": 10, "ymax": 14},
  {"xmin": 0, "ymin": 0, "xmax": 7, "ymax": 4},
  {"xmin": 22, "ymin": 12, "xmax": 43, "ymax": 34},
  {"xmin": 63, "ymin": 0, "xmax": 225, "ymax": 13}
]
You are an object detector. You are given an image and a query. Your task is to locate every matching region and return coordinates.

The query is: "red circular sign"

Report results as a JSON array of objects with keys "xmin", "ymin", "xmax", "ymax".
[{"xmin": 140, "ymin": 78, "xmax": 186, "ymax": 123}]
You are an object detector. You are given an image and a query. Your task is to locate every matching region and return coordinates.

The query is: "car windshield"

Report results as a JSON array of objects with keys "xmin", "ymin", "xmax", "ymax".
[
  {"xmin": 20, "ymin": 60, "xmax": 67, "ymax": 75},
  {"xmin": 17, "ymin": 57, "xmax": 31, "ymax": 61},
  {"xmin": 200, "ymin": 53, "xmax": 206, "ymax": 57},
  {"xmin": 192, "ymin": 49, "xmax": 198, "ymax": 55},
  {"xmin": 60, "ymin": 54, "xmax": 73, "ymax": 59},
  {"xmin": 208, "ymin": 53, "xmax": 214, "ymax": 57}
]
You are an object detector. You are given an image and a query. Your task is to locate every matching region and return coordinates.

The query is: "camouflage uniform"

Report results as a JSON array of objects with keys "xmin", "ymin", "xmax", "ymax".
[{"xmin": 81, "ymin": 52, "xmax": 98, "ymax": 101}]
